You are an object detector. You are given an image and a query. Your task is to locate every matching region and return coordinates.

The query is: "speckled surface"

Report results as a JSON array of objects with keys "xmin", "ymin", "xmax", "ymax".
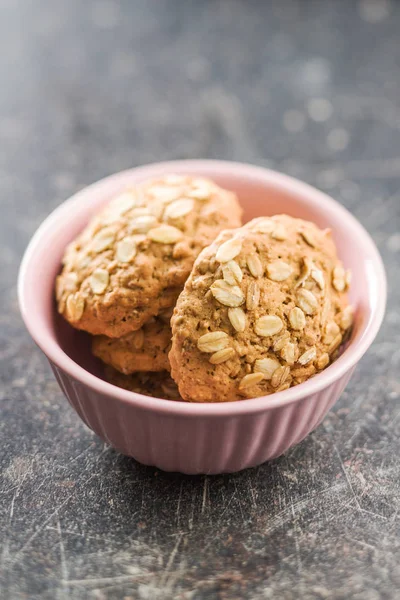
[{"xmin": 1, "ymin": 1, "xmax": 400, "ymax": 598}]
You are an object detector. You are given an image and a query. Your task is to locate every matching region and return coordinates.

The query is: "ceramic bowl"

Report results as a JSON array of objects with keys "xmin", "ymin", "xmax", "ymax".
[{"xmin": 18, "ymin": 160, "xmax": 386, "ymax": 474}]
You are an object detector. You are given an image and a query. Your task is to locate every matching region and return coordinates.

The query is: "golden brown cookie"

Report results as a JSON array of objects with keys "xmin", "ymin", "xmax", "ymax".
[
  {"xmin": 169, "ymin": 215, "xmax": 353, "ymax": 403},
  {"xmin": 93, "ymin": 317, "xmax": 171, "ymax": 374},
  {"xmin": 104, "ymin": 367, "xmax": 181, "ymax": 401},
  {"xmin": 56, "ymin": 175, "xmax": 242, "ymax": 337}
]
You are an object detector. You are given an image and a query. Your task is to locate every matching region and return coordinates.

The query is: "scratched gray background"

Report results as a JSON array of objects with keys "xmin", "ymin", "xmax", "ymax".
[{"xmin": 1, "ymin": 0, "xmax": 400, "ymax": 598}]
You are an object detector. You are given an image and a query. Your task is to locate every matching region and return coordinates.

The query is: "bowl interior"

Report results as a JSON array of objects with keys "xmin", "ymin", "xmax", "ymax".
[{"xmin": 20, "ymin": 161, "xmax": 384, "ymax": 400}]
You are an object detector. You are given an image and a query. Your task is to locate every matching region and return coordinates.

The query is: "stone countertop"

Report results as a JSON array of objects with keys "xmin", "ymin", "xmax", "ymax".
[{"xmin": 1, "ymin": 1, "xmax": 399, "ymax": 598}]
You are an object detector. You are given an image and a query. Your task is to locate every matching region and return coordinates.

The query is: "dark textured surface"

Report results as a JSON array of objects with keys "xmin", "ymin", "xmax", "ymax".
[{"xmin": 1, "ymin": 0, "xmax": 400, "ymax": 598}]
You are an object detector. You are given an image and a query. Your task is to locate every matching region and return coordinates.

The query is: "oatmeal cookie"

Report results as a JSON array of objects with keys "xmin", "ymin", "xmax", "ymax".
[
  {"xmin": 56, "ymin": 175, "xmax": 242, "ymax": 337},
  {"xmin": 93, "ymin": 317, "xmax": 171, "ymax": 374},
  {"xmin": 104, "ymin": 367, "xmax": 181, "ymax": 401},
  {"xmin": 170, "ymin": 215, "xmax": 353, "ymax": 402}
]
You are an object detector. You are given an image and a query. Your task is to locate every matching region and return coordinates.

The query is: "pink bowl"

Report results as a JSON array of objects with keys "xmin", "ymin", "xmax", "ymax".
[{"xmin": 18, "ymin": 160, "xmax": 386, "ymax": 474}]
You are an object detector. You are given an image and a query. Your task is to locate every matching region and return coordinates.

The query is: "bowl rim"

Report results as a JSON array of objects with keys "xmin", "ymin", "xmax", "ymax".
[{"xmin": 18, "ymin": 159, "xmax": 387, "ymax": 417}]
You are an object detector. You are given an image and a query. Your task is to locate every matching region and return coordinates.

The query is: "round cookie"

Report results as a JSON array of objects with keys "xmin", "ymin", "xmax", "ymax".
[
  {"xmin": 93, "ymin": 317, "xmax": 171, "ymax": 374},
  {"xmin": 104, "ymin": 367, "xmax": 181, "ymax": 401},
  {"xmin": 56, "ymin": 175, "xmax": 242, "ymax": 337},
  {"xmin": 169, "ymin": 215, "xmax": 354, "ymax": 403}
]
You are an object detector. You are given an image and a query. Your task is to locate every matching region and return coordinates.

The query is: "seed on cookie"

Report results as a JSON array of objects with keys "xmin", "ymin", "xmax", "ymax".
[
  {"xmin": 90, "ymin": 268, "xmax": 109, "ymax": 294},
  {"xmin": 298, "ymin": 347, "xmax": 316, "ymax": 365},
  {"xmin": 317, "ymin": 352, "xmax": 330, "ymax": 370},
  {"xmin": 340, "ymin": 305, "xmax": 354, "ymax": 330},
  {"xmin": 210, "ymin": 280, "xmax": 245, "ymax": 307},
  {"xmin": 62, "ymin": 272, "xmax": 78, "ymax": 294},
  {"xmin": 299, "ymin": 229, "xmax": 316, "ymax": 248},
  {"xmin": 58, "ymin": 295, "xmax": 66, "ymax": 314},
  {"xmin": 92, "ymin": 229, "xmax": 116, "ymax": 253},
  {"xmin": 239, "ymin": 372, "xmax": 265, "ymax": 390},
  {"xmin": 164, "ymin": 174, "xmax": 187, "ymax": 185},
  {"xmin": 289, "ymin": 307, "xmax": 306, "ymax": 330},
  {"xmin": 276, "ymin": 382, "xmax": 291, "ymax": 392},
  {"xmin": 267, "ymin": 260, "xmax": 293, "ymax": 282},
  {"xmin": 188, "ymin": 180, "xmax": 213, "ymax": 200},
  {"xmin": 222, "ymin": 260, "xmax": 243, "ymax": 285},
  {"xmin": 247, "ymin": 254, "xmax": 264, "ymax": 278},
  {"xmin": 116, "ymin": 238, "xmax": 137, "ymax": 263},
  {"xmin": 163, "ymin": 198, "xmax": 194, "ymax": 220},
  {"xmin": 215, "ymin": 237, "xmax": 242, "ymax": 263},
  {"xmin": 147, "ymin": 224, "xmax": 183, "ymax": 244},
  {"xmin": 130, "ymin": 215, "xmax": 158, "ymax": 234},
  {"xmin": 246, "ymin": 281, "xmax": 260, "ymax": 310},
  {"xmin": 255, "ymin": 315, "xmax": 283, "ymax": 337},
  {"xmin": 66, "ymin": 293, "xmax": 85, "ymax": 321},
  {"xmin": 273, "ymin": 330, "xmax": 291, "ymax": 351},
  {"xmin": 131, "ymin": 234, "xmax": 148, "ymax": 246},
  {"xmin": 209, "ymin": 347, "xmax": 236, "ymax": 364},
  {"xmin": 321, "ymin": 296, "xmax": 331, "ymax": 325},
  {"xmin": 228, "ymin": 307, "xmax": 246, "ymax": 332},
  {"xmin": 296, "ymin": 289, "xmax": 318, "ymax": 315},
  {"xmin": 271, "ymin": 223, "xmax": 287, "ymax": 241},
  {"xmin": 254, "ymin": 357, "xmax": 280, "ymax": 379},
  {"xmin": 104, "ymin": 191, "xmax": 137, "ymax": 222},
  {"xmin": 271, "ymin": 365, "xmax": 290, "ymax": 388},
  {"xmin": 148, "ymin": 200, "xmax": 165, "ymax": 220},
  {"xmin": 130, "ymin": 207, "xmax": 151, "ymax": 218},
  {"xmin": 295, "ymin": 257, "xmax": 313, "ymax": 289},
  {"xmin": 323, "ymin": 321, "xmax": 340, "ymax": 344},
  {"xmin": 197, "ymin": 331, "xmax": 230, "ymax": 353},
  {"xmin": 77, "ymin": 255, "xmax": 91, "ymax": 269},
  {"xmin": 311, "ymin": 267, "xmax": 325, "ymax": 290},
  {"xmin": 332, "ymin": 265, "xmax": 346, "ymax": 292},
  {"xmin": 327, "ymin": 333, "xmax": 342, "ymax": 353},
  {"xmin": 280, "ymin": 341, "xmax": 297, "ymax": 365},
  {"xmin": 148, "ymin": 185, "xmax": 182, "ymax": 203},
  {"xmin": 333, "ymin": 278, "xmax": 345, "ymax": 293},
  {"xmin": 55, "ymin": 278, "xmax": 64, "ymax": 302},
  {"xmin": 253, "ymin": 218, "xmax": 274, "ymax": 233}
]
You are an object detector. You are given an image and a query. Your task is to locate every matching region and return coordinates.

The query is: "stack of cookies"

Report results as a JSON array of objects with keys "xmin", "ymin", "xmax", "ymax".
[
  {"xmin": 56, "ymin": 175, "xmax": 353, "ymax": 402},
  {"xmin": 56, "ymin": 174, "xmax": 242, "ymax": 400}
]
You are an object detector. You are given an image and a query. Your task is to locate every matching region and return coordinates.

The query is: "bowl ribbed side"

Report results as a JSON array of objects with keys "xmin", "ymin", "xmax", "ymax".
[{"xmin": 52, "ymin": 363, "xmax": 355, "ymax": 474}]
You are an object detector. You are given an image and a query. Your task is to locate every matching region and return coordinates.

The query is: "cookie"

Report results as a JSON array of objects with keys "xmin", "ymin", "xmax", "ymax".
[
  {"xmin": 56, "ymin": 175, "xmax": 242, "ymax": 337},
  {"xmin": 104, "ymin": 366, "xmax": 181, "ymax": 401},
  {"xmin": 93, "ymin": 317, "xmax": 171, "ymax": 374},
  {"xmin": 169, "ymin": 215, "xmax": 353, "ymax": 402}
]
